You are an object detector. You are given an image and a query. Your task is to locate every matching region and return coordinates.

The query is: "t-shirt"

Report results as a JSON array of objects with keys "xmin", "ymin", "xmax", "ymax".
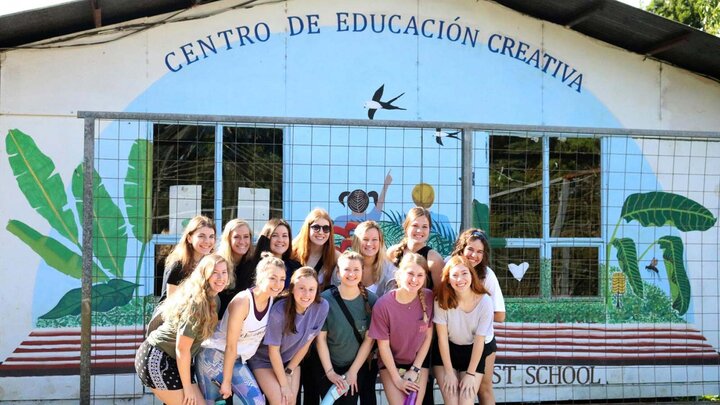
[
  {"xmin": 368, "ymin": 288, "xmax": 434, "ymax": 368},
  {"xmin": 433, "ymin": 294, "xmax": 494, "ymax": 345},
  {"xmin": 249, "ymin": 297, "xmax": 329, "ymax": 369},
  {"xmin": 321, "ymin": 288, "xmax": 378, "ymax": 367},
  {"xmin": 147, "ymin": 320, "xmax": 201, "ymax": 359},
  {"xmin": 159, "ymin": 261, "xmax": 183, "ymax": 301},
  {"xmin": 484, "ymin": 267, "xmax": 506, "ymax": 313},
  {"xmin": 329, "ymin": 260, "xmax": 397, "ymax": 297}
]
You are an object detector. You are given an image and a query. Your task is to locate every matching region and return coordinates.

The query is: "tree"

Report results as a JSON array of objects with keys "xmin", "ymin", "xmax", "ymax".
[{"xmin": 646, "ymin": 0, "xmax": 720, "ymax": 36}]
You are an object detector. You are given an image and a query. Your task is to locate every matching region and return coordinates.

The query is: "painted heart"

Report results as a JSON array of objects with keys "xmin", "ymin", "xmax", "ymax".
[{"xmin": 508, "ymin": 262, "xmax": 529, "ymax": 282}]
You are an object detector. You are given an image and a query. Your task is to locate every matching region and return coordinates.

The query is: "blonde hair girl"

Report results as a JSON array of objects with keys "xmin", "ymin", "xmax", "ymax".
[
  {"xmin": 349, "ymin": 221, "xmax": 397, "ymax": 297},
  {"xmin": 369, "ymin": 253, "xmax": 434, "ymax": 405},
  {"xmin": 196, "ymin": 252, "xmax": 287, "ymax": 404},
  {"xmin": 136, "ymin": 254, "xmax": 228, "ymax": 405},
  {"xmin": 217, "ymin": 219, "xmax": 255, "ymax": 317}
]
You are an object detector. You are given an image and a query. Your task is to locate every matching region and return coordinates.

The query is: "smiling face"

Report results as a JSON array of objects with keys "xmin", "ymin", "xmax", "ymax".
[
  {"xmin": 269, "ymin": 225, "xmax": 290, "ymax": 257},
  {"xmin": 338, "ymin": 258, "xmax": 363, "ymax": 288},
  {"xmin": 447, "ymin": 264, "xmax": 473, "ymax": 293},
  {"xmin": 308, "ymin": 218, "xmax": 331, "ymax": 247},
  {"xmin": 292, "ymin": 276, "xmax": 318, "ymax": 312},
  {"xmin": 406, "ymin": 215, "xmax": 430, "ymax": 245},
  {"xmin": 258, "ymin": 265, "xmax": 287, "ymax": 297},
  {"xmin": 399, "ymin": 263, "xmax": 426, "ymax": 293},
  {"xmin": 230, "ymin": 225, "xmax": 252, "ymax": 257},
  {"xmin": 208, "ymin": 261, "xmax": 229, "ymax": 295},
  {"xmin": 188, "ymin": 226, "xmax": 216, "ymax": 258},
  {"xmin": 359, "ymin": 228, "xmax": 381, "ymax": 258},
  {"xmin": 462, "ymin": 239, "xmax": 485, "ymax": 268}
]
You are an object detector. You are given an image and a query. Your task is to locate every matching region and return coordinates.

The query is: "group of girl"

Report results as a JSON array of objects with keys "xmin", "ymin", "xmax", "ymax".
[{"xmin": 135, "ymin": 207, "xmax": 505, "ymax": 405}]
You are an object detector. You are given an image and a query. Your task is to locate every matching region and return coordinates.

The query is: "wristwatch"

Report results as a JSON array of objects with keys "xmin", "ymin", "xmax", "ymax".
[
  {"xmin": 284, "ymin": 367, "xmax": 294, "ymax": 375},
  {"xmin": 411, "ymin": 365, "xmax": 421, "ymax": 373}
]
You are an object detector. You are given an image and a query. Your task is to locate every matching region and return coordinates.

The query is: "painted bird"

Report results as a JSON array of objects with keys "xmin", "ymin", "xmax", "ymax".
[
  {"xmin": 645, "ymin": 258, "xmax": 659, "ymax": 275},
  {"xmin": 435, "ymin": 128, "xmax": 461, "ymax": 146},
  {"xmin": 364, "ymin": 84, "xmax": 406, "ymax": 120}
]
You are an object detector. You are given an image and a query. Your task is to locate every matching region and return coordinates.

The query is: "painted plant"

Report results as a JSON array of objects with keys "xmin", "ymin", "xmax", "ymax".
[
  {"xmin": 606, "ymin": 191, "xmax": 717, "ymax": 315},
  {"xmin": 5, "ymin": 129, "xmax": 152, "ymax": 321}
]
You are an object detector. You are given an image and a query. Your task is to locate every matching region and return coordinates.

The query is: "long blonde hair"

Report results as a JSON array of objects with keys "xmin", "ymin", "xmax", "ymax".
[
  {"xmin": 165, "ymin": 215, "xmax": 216, "ymax": 278},
  {"xmin": 391, "ymin": 207, "xmax": 431, "ymax": 266},
  {"xmin": 162, "ymin": 254, "xmax": 225, "ymax": 341},
  {"xmin": 395, "ymin": 253, "xmax": 430, "ymax": 324},
  {"xmin": 350, "ymin": 221, "xmax": 388, "ymax": 287},
  {"xmin": 292, "ymin": 208, "xmax": 337, "ymax": 285},
  {"xmin": 218, "ymin": 219, "xmax": 254, "ymax": 288}
]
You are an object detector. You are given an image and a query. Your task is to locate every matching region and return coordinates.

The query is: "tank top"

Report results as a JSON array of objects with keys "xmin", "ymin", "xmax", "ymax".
[{"xmin": 202, "ymin": 289, "xmax": 273, "ymax": 363}]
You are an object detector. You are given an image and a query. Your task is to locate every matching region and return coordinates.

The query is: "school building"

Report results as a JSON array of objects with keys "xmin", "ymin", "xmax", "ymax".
[{"xmin": 0, "ymin": 0, "xmax": 718, "ymax": 402}]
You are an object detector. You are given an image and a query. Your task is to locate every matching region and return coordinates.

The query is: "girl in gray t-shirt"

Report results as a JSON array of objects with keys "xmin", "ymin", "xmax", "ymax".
[{"xmin": 432, "ymin": 255, "xmax": 495, "ymax": 405}]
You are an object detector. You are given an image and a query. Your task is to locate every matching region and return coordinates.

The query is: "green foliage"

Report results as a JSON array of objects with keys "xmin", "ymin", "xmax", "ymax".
[
  {"xmin": 647, "ymin": 0, "xmax": 720, "ymax": 35},
  {"xmin": 611, "ymin": 238, "xmax": 643, "ymax": 297},
  {"xmin": 6, "ymin": 129, "xmax": 79, "ymax": 245},
  {"xmin": 621, "ymin": 191, "xmax": 716, "ymax": 232},
  {"xmin": 6, "ymin": 219, "xmax": 108, "ymax": 282},
  {"xmin": 72, "ymin": 165, "xmax": 128, "ymax": 279},
  {"xmin": 37, "ymin": 295, "xmax": 156, "ymax": 327},
  {"xmin": 471, "ymin": 199, "xmax": 507, "ymax": 249},
  {"xmin": 125, "ymin": 140, "xmax": 153, "ymax": 243},
  {"xmin": 506, "ymin": 300, "xmax": 605, "ymax": 323},
  {"xmin": 379, "ymin": 218, "xmax": 404, "ymax": 247},
  {"xmin": 39, "ymin": 279, "xmax": 139, "ymax": 319},
  {"xmin": 608, "ymin": 281, "xmax": 685, "ymax": 323},
  {"xmin": 658, "ymin": 236, "xmax": 692, "ymax": 315}
]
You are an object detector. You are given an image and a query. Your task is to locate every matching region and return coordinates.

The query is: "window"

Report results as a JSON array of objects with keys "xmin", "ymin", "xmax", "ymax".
[{"xmin": 489, "ymin": 133, "xmax": 602, "ymax": 299}]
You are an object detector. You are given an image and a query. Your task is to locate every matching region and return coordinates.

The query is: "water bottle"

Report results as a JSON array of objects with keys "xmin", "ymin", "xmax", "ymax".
[
  {"xmin": 403, "ymin": 390, "xmax": 417, "ymax": 405},
  {"xmin": 320, "ymin": 376, "xmax": 349, "ymax": 405},
  {"xmin": 211, "ymin": 378, "xmax": 227, "ymax": 405}
]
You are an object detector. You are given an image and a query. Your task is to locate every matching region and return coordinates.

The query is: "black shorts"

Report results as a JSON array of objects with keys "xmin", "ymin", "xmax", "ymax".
[
  {"xmin": 432, "ymin": 337, "xmax": 497, "ymax": 374},
  {"xmin": 380, "ymin": 354, "xmax": 431, "ymax": 371},
  {"xmin": 135, "ymin": 340, "xmax": 197, "ymax": 390}
]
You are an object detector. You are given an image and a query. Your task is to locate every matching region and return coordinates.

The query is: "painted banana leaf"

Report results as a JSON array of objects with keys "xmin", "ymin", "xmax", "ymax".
[
  {"xmin": 379, "ymin": 220, "xmax": 405, "ymax": 247},
  {"xmin": 6, "ymin": 219, "xmax": 108, "ymax": 282},
  {"xmin": 471, "ymin": 199, "xmax": 506, "ymax": 249},
  {"xmin": 658, "ymin": 235, "xmax": 691, "ymax": 315},
  {"xmin": 39, "ymin": 279, "xmax": 139, "ymax": 319},
  {"xmin": 125, "ymin": 140, "xmax": 153, "ymax": 243},
  {"xmin": 72, "ymin": 165, "xmax": 128, "ymax": 279},
  {"xmin": 5, "ymin": 129, "xmax": 79, "ymax": 246},
  {"xmin": 610, "ymin": 237, "xmax": 643, "ymax": 297},
  {"xmin": 427, "ymin": 233, "xmax": 454, "ymax": 257},
  {"xmin": 621, "ymin": 191, "xmax": 717, "ymax": 232}
]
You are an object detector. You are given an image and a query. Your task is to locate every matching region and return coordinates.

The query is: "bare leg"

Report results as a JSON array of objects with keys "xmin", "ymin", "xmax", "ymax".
[
  {"xmin": 478, "ymin": 353, "xmax": 496, "ymax": 405},
  {"xmin": 433, "ymin": 366, "xmax": 458, "ymax": 405},
  {"xmin": 152, "ymin": 384, "xmax": 203, "ymax": 405},
  {"xmin": 254, "ymin": 367, "xmax": 302, "ymax": 405}
]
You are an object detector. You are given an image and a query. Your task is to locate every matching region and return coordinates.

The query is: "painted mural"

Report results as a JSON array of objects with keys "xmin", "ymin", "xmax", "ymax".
[{"xmin": 1, "ymin": 0, "xmax": 719, "ymax": 401}]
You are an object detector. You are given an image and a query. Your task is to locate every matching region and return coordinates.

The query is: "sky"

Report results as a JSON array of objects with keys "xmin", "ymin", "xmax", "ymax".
[{"xmin": 0, "ymin": 0, "xmax": 647, "ymax": 17}]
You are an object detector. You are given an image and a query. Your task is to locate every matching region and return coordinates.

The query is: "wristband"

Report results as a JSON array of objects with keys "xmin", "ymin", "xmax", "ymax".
[
  {"xmin": 410, "ymin": 365, "xmax": 421, "ymax": 373},
  {"xmin": 465, "ymin": 372, "xmax": 476, "ymax": 376}
]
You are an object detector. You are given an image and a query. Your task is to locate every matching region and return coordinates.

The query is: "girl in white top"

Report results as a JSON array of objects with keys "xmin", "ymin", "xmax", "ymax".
[
  {"xmin": 433, "ymin": 256, "xmax": 494, "ymax": 405},
  {"xmin": 196, "ymin": 252, "xmax": 287, "ymax": 405},
  {"xmin": 449, "ymin": 228, "xmax": 504, "ymax": 405}
]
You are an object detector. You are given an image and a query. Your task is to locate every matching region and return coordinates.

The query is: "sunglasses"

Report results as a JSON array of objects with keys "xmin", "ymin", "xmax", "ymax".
[
  {"xmin": 469, "ymin": 230, "xmax": 487, "ymax": 239},
  {"xmin": 310, "ymin": 224, "xmax": 332, "ymax": 233}
]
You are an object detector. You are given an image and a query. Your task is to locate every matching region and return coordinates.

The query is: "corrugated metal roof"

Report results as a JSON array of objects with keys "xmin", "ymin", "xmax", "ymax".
[{"xmin": 1, "ymin": 0, "xmax": 719, "ymax": 82}]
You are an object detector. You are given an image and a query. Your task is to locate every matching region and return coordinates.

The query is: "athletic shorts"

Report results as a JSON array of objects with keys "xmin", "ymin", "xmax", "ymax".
[
  {"xmin": 135, "ymin": 340, "xmax": 197, "ymax": 390},
  {"xmin": 432, "ymin": 337, "xmax": 497, "ymax": 374}
]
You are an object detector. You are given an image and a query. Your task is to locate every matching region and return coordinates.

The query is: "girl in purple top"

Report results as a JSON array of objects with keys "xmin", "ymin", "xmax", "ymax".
[
  {"xmin": 249, "ymin": 267, "xmax": 330, "ymax": 405},
  {"xmin": 369, "ymin": 253, "xmax": 433, "ymax": 405}
]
